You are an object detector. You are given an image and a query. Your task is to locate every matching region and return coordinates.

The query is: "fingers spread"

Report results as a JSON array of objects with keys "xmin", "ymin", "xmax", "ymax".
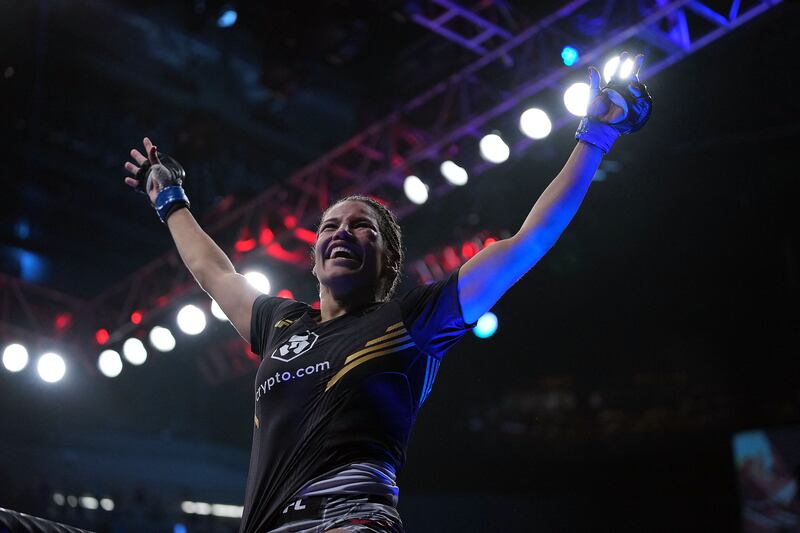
[
  {"xmin": 633, "ymin": 54, "xmax": 645, "ymax": 77},
  {"xmin": 124, "ymin": 177, "xmax": 139, "ymax": 187},
  {"xmin": 148, "ymin": 145, "xmax": 160, "ymax": 165},
  {"xmin": 588, "ymin": 66, "xmax": 601, "ymax": 98},
  {"xmin": 124, "ymin": 162, "xmax": 140, "ymax": 174},
  {"xmin": 130, "ymin": 149, "xmax": 146, "ymax": 165}
]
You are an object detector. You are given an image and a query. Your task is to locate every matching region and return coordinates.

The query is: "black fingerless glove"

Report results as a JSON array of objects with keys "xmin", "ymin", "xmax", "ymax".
[{"xmin": 134, "ymin": 152, "xmax": 190, "ymax": 223}]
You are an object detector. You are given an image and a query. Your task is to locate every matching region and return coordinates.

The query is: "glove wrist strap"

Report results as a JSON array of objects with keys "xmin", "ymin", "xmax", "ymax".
[
  {"xmin": 155, "ymin": 186, "xmax": 190, "ymax": 224},
  {"xmin": 575, "ymin": 117, "xmax": 619, "ymax": 155}
]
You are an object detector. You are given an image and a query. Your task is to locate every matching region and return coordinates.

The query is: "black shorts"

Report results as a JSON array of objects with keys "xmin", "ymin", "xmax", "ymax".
[{"xmin": 267, "ymin": 494, "xmax": 404, "ymax": 533}]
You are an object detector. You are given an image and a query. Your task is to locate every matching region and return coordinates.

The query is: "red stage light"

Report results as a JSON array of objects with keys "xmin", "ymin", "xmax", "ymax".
[
  {"xmin": 283, "ymin": 215, "xmax": 297, "ymax": 229},
  {"xmin": 294, "ymin": 227, "xmax": 316, "ymax": 244},
  {"xmin": 235, "ymin": 238, "xmax": 257, "ymax": 253},
  {"xmin": 55, "ymin": 312, "xmax": 72, "ymax": 330},
  {"xmin": 442, "ymin": 246, "xmax": 461, "ymax": 270},
  {"xmin": 156, "ymin": 295, "xmax": 169, "ymax": 307},
  {"xmin": 311, "ymin": 300, "xmax": 320, "ymax": 310},
  {"xmin": 483, "ymin": 237, "xmax": 497, "ymax": 247},
  {"xmin": 130, "ymin": 310, "xmax": 143, "ymax": 325},
  {"xmin": 259, "ymin": 227, "xmax": 274, "ymax": 245},
  {"xmin": 95, "ymin": 328, "xmax": 109, "ymax": 345},
  {"xmin": 265, "ymin": 242, "xmax": 306, "ymax": 264},
  {"xmin": 276, "ymin": 289, "xmax": 294, "ymax": 299},
  {"xmin": 461, "ymin": 242, "xmax": 479, "ymax": 259}
]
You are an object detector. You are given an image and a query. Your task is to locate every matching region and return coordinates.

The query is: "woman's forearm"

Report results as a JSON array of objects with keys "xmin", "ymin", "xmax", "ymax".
[
  {"xmin": 165, "ymin": 208, "xmax": 236, "ymax": 288},
  {"xmin": 513, "ymin": 141, "xmax": 603, "ymax": 252}
]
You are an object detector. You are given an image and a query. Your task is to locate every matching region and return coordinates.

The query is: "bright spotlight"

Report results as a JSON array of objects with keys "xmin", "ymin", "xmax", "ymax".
[
  {"xmin": 217, "ymin": 6, "xmax": 237, "ymax": 28},
  {"xmin": 403, "ymin": 175, "xmax": 429, "ymax": 205},
  {"xmin": 564, "ymin": 82, "xmax": 591, "ymax": 116},
  {"xmin": 122, "ymin": 338, "xmax": 147, "ymax": 365},
  {"xmin": 100, "ymin": 498, "xmax": 114, "ymax": 511},
  {"xmin": 244, "ymin": 272, "xmax": 271, "ymax": 294},
  {"xmin": 37, "ymin": 352, "xmax": 66, "ymax": 383},
  {"xmin": 561, "ymin": 46, "xmax": 579, "ymax": 67},
  {"xmin": 519, "ymin": 108, "xmax": 552, "ymax": 140},
  {"xmin": 149, "ymin": 326, "xmax": 176, "ymax": 352},
  {"xmin": 177, "ymin": 304, "xmax": 207, "ymax": 335},
  {"xmin": 478, "ymin": 133, "xmax": 510, "ymax": 164},
  {"xmin": 473, "ymin": 312, "xmax": 498, "ymax": 339},
  {"xmin": 211, "ymin": 300, "xmax": 229, "ymax": 321},
  {"xmin": 603, "ymin": 56, "xmax": 621, "ymax": 82},
  {"xmin": 98, "ymin": 350, "xmax": 123, "ymax": 378},
  {"xmin": 80, "ymin": 496, "xmax": 99, "ymax": 510},
  {"xmin": 440, "ymin": 160, "xmax": 468, "ymax": 186},
  {"xmin": 3, "ymin": 343, "xmax": 29, "ymax": 372},
  {"xmin": 618, "ymin": 57, "xmax": 635, "ymax": 79}
]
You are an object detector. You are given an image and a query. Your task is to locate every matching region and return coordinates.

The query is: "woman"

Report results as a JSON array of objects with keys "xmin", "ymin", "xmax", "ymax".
[{"xmin": 123, "ymin": 54, "xmax": 651, "ymax": 533}]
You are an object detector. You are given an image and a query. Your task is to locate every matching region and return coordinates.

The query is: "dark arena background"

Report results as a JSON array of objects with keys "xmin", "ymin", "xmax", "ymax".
[{"xmin": 1, "ymin": 1, "xmax": 799, "ymax": 532}]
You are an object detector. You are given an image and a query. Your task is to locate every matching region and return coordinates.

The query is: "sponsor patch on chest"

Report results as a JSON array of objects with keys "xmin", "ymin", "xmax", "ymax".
[{"xmin": 270, "ymin": 330, "xmax": 319, "ymax": 362}]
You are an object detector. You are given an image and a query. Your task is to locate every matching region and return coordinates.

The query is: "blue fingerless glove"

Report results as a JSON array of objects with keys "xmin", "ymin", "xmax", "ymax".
[
  {"xmin": 154, "ymin": 186, "xmax": 190, "ymax": 224},
  {"xmin": 576, "ymin": 76, "xmax": 653, "ymax": 154}
]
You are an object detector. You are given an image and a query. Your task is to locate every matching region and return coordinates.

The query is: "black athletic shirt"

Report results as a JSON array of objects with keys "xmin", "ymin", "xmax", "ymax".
[{"xmin": 240, "ymin": 267, "xmax": 477, "ymax": 532}]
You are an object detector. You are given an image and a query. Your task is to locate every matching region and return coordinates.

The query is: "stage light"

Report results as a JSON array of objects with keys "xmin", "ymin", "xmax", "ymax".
[
  {"xmin": 98, "ymin": 350, "xmax": 123, "ymax": 378},
  {"xmin": 519, "ymin": 108, "xmax": 552, "ymax": 139},
  {"xmin": 561, "ymin": 46, "xmax": 579, "ymax": 66},
  {"xmin": 211, "ymin": 300, "xmax": 228, "ymax": 321},
  {"xmin": 211, "ymin": 503, "xmax": 244, "ymax": 518},
  {"xmin": 473, "ymin": 312, "xmax": 498, "ymax": 339},
  {"xmin": 122, "ymin": 338, "xmax": 147, "ymax": 365},
  {"xmin": 80, "ymin": 496, "xmax": 99, "ymax": 510},
  {"xmin": 244, "ymin": 271, "xmax": 271, "ymax": 294},
  {"xmin": 174, "ymin": 525, "xmax": 187, "ymax": 533},
  {"xmin": 130, "ymin": 310, "xmax": 143, "ymax": 325},
  {"xmin": 67, "ymin": 495, "xmax": 78, "ymax": 508},
  {"xmin": 403, "ymin": 175, "xmax": 429, "ymax": 205},
  {"xmin": 3, "ymin": 343, "xmax": 29, "ymax": 372},
  {"xmin": 276, "ymin": 289, "xmax": 294, "ymax": 299},
  {"xmin": 461, "ymin": 241, "xmax": 479, "ymax": 260},
  {"xmin": 37, "ymin": 352, "xmax": 66, "ymax": 383},
  {"xmin": 217, "ymin": 6, "xmax": 237, "ymax": 28},
  {"xmin": 100, "ymin": 498, "xmax": 114, "ymax": 511},
  {"xmin": 478, "ymin": 133, "xmax": 510, "ymax": 164},
  {"xmin": 53, "ymin": 493, "xmax": 65, "ymax": 506},
  {"xmin": 603, "ymin": 55, "xmax": 620, "ymax": 82},
  {"xmin": 149, "ymin": 326, "xmax": 176, "ymax": 352},
  {"xmin": 177, "ymin": 304, "xmax": 206, "ymax": 335},
  {"xmin": 440, "ymin": 160, "xmax": 468, "ymax": 186},
  {"xmin": 95, "ymin": 328, "xmax": 109, "ymax": 345},
  {"xmin": 564, "ymin": 82, "xmax": 590, "ymax": 116},
  {"xmin": 619, "ymin": 56, "xmax": 635, "ymax": 79}
]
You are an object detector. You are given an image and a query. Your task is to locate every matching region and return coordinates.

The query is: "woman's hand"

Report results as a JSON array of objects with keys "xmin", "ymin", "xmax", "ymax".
[
  {"xmin": 124, "ymin": 137, "xmax": 162, "ymax": 204},
  {"xmin": 587, "ymin": 51, "xmax": 646, "ymax": 124}
]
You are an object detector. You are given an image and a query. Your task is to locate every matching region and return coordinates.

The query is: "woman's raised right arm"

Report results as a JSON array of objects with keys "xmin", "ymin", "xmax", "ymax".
[{"xmin": 124, "ymin": 137, "xmax": 260, "ymax": 341}]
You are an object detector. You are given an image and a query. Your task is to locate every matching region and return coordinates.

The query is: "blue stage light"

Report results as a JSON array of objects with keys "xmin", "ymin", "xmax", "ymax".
[
  {"xmin": 473, "ymin": 312, "xmax": 498, "ymax": 339},
  {"xmin": 173, "ymin": 524, "xmax": 187, "ymax": 533},
  {"xmin": 217, "ymin": 7, "xmax": 237, "ymax": 28},
  {"xmin": 561, "ymin": 46, "xmax": 579, "ymax": 67}
]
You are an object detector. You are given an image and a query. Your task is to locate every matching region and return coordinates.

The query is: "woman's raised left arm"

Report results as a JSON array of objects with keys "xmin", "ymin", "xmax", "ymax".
[{"xmin": 458, "ymin": 53, "xmax": 652, "ymax": 324}]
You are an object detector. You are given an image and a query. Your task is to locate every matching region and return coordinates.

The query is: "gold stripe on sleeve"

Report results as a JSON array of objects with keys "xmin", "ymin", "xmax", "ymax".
[
  {"xmin": 325, "ymin": 341, "xmax": 416, "ymax": 391},
  {"xmin": 345, "ymin": 334, "xmax": 412, "ymax": 364},
  {"xmin": 365, "ymin": 328, "xmax": 408, "ymax": 347}
]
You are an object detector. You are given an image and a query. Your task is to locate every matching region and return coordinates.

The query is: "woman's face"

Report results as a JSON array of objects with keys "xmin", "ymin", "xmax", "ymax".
[{"xmin": 313, "ymin": 200, "xmax": 385, "ymax": 298}]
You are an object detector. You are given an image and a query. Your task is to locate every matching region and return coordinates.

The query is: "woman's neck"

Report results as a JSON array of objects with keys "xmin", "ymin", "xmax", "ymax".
[{"xmin": 317, "ymin": 285, "xmax": 378, "ymax": 323}]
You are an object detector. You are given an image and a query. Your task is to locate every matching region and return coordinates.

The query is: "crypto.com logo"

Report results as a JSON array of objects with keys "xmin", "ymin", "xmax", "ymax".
[{"xmin": 270, "ymin": 330, "xmax": 319, "ymax": 362}]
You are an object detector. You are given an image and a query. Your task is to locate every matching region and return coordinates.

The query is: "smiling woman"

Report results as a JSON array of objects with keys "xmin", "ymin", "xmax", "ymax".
[{"xmin": 121, "ymin": 52, "xmax": 651, "ymax": 532}]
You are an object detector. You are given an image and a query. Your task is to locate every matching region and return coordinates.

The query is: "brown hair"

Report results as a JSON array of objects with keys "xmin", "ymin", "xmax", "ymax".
[{"xmin": 313, "ymin": 195, "xmax": 404, "ymax": 302}]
